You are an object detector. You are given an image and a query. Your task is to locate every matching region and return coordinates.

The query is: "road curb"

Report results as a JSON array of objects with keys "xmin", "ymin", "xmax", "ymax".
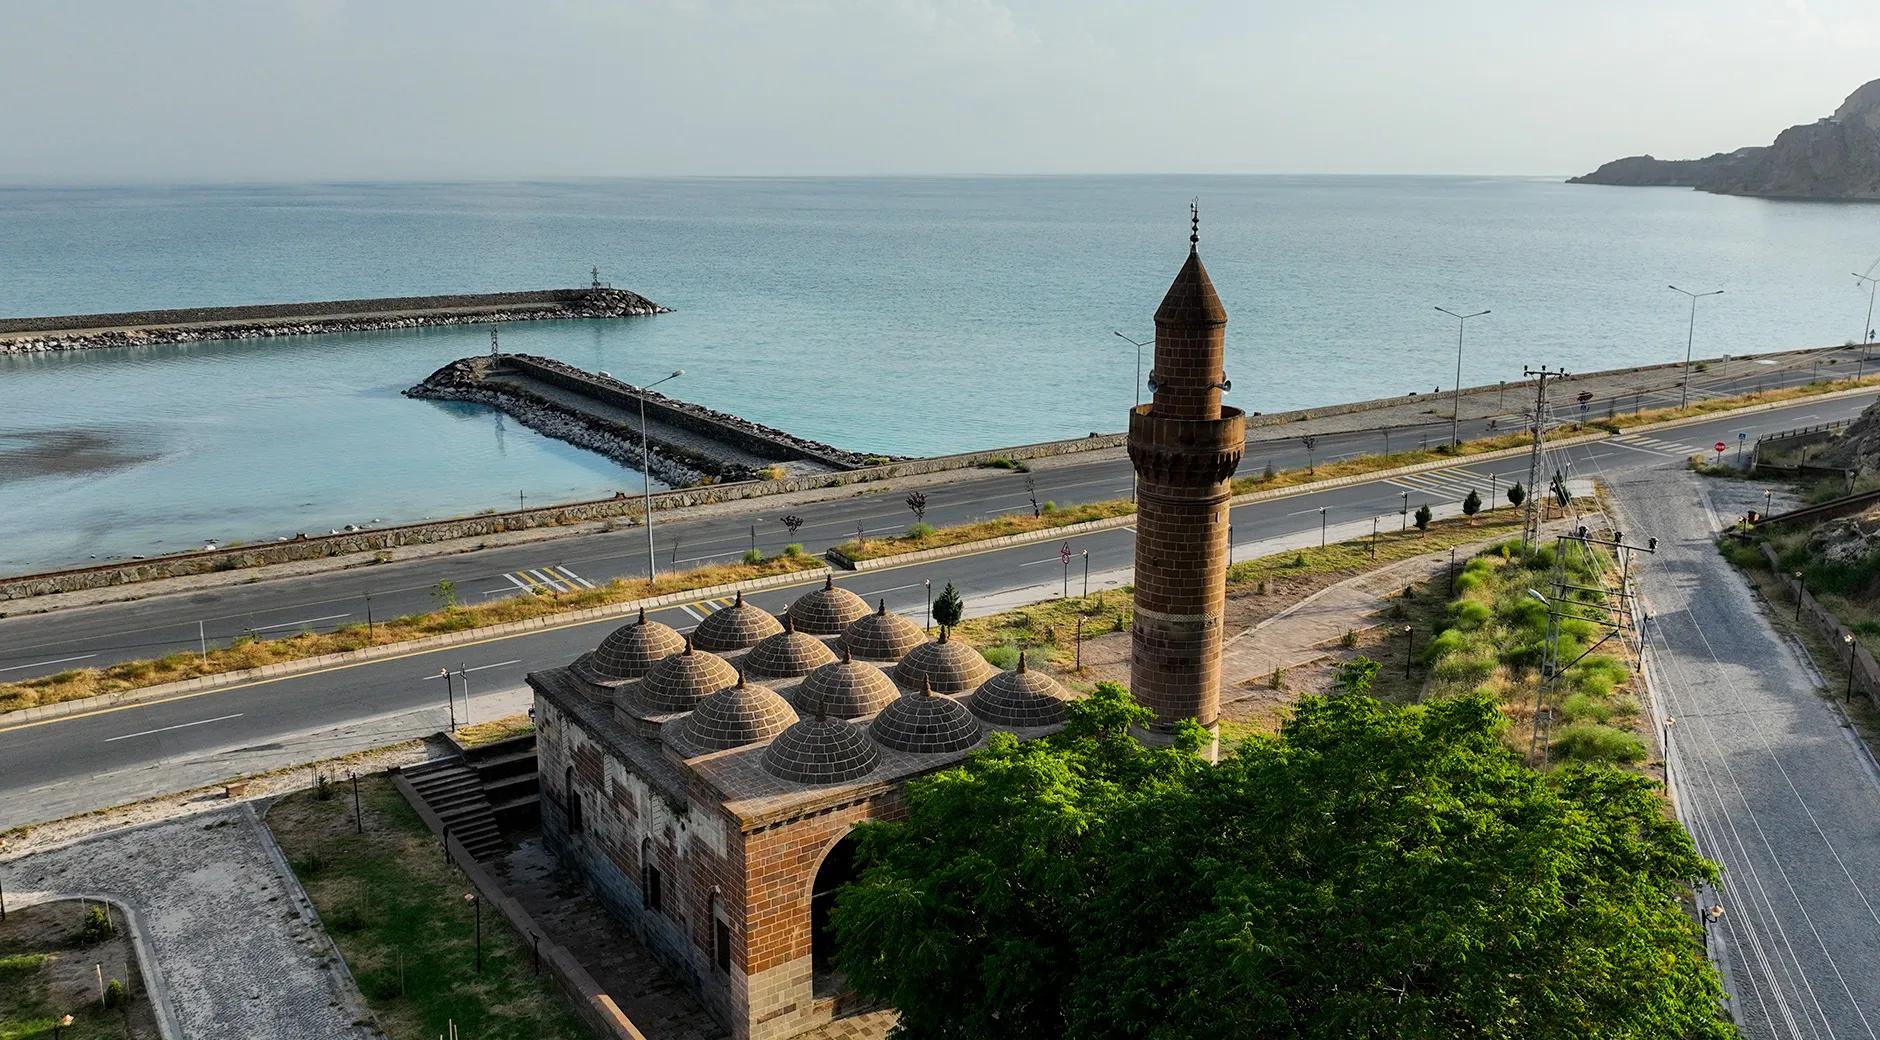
[{"xmin": 0, "ymin": 566, "xmax": 832, "ymax": 732}]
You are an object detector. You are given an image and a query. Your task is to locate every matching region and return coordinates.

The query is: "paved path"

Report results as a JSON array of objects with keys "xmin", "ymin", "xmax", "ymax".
[
  {"xmin": 1608, "ymin": 469, "xmax": 1880, "ymax": 1040},
  {"xmin": 1, "ymin": 806, "xmax": 377, "ymax": 1040}
]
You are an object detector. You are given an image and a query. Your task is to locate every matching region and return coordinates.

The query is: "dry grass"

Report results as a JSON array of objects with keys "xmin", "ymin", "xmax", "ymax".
[
  {"xmin": 833, "ymin": 500, "xmax": 1136, "ymax": 561},
  {"xmin": 452, "ymin": 714, "xmax": 534, "ymax": 749},
  {"xmin": 0, "ymin": 554, "xmax": 825, "ymax": 715}
]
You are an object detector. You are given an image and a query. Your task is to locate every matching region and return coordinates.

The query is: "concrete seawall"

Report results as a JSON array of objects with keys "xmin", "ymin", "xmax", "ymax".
[{"xmin": 0, "ymin": 287, "xmax": 667, "ymax": 353}]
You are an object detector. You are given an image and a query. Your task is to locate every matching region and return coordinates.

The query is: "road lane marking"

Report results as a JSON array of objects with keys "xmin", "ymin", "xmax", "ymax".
[
  {"xmin": 103, "ymin": 713, "xmax": 244, "ymax": 743},
  {"xmin": 526, "ymin": 569, "xmax": 568, "ymax": 593},
  {"xmin": 249, "ymin": 612, "xmax": 351, "ymax": 633},
  {"xmin": 421, "ymin": 659, "xmax": 522, "ymax": 679},
  {"xmin": 864, "ymin": 582, "xmax": 928, "ymax": 595},
  {"xmin": 503, "ymin": 573, "xmax": 536, "ymax": 593},
  {"xmin": 0, "ymin": 653, "xmax": 98, "ymax": 674}
]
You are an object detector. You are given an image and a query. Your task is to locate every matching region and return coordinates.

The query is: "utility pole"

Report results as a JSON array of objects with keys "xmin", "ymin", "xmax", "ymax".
[
  {"xmin": 1521, "ymin": 366, "xmax": 1563, "ymax": 550},
  {"xmin": 1527, "ymin": 528, "xmax": 1656, "ymax": 761},
  {"xmin": 1856, "ymin": 268, "xmax": 1879, "ymax": 377}
]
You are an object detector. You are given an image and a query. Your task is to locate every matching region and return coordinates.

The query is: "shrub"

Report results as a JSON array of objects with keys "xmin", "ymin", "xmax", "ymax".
[
  {"xmin": 1561, "ymin": 692, "xmax": 1613, "ymax": 725},
  {"xmin": 1554, "ymin": 723, "xmax": 1647, "ymax": 764},
  {"xmin": 1338, "ymin": 628, "xmax": 1358, "ymax": 648},
  {"xmin": 981, "ymin": 644, "xmax": 1021, "ymax": 670},
  {"xmin": 906, "ymin": 522, "xmax": 937, "ymax": 539},
  {"xmin": 1571, "ymin": 655, "xmax": 1630, "ymax": 698},
  {"xmin": 758, "ymin": 465, "xmax": 787, "ymax": 481},
  {"xmin": 1413, "ymin": 504, "xmax": 1433, "ymax": 532},
  {"xmin": 77, "ymin": 905, "xmax": 116, "ymax": 944},
  {"xmin": 1332, "ymin": 656, "xmax": 1380, "ymax": 696},
  {"xmin": 104, "ymin": 978, "xmax": 127, "ymax": 1009},
  {"xmin": 1718, "ymin": 539, "xmax": 1769, "ymax": 571},
  {"xmin": 742, "ymin": 548, "xmax": 766, "ymax": 565},
  {"xmin": 1448, "ymin": 600, "xmax": 1492, "ymax": 630},
  {"xmin": 783, "ymin": 543, "xmax": 805, "ymax": 557},
  {"xmin": 1270, "ymin": 666, "xmax": 1286, "ymax": 690},
  {"xmin": 1041, "ymin": 501, "xmax": 1059, "ymax": 514}
]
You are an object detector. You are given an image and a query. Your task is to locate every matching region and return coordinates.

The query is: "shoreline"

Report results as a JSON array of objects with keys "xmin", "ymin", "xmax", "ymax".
[{"xmin": 0, "ymin": 286, "xmax": 668, "ymax": 354}]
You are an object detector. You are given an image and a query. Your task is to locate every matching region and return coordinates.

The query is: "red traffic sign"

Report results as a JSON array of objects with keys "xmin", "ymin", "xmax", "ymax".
[
  {"xmin": 1060, "ymin": 543, "xmax": 1074, "ymax": 563},
  {"xmin": 1714, "ymin": 441, "xmax": 1727, "ymax": 453}
]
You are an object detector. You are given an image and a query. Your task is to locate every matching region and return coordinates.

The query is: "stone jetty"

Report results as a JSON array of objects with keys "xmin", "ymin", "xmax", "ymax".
[{"xmin": 0, "ymin": 287, "xmax": 667, "ymax": 354}]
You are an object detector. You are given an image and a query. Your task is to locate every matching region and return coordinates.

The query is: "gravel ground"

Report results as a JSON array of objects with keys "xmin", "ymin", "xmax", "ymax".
[{"xmin": 1607, "ymin": 468, "xmax": 1880, "ymax": 1040}]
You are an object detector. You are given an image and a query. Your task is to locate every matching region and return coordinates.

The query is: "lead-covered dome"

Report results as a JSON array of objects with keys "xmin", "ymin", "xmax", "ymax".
[
  {"xmin": 968, "ymin": 651, "xmax": 1070, "ymax": 728},
  {"xmin": 575, "ymin": 607, "xmax": 684, "ymax": 685},
  {"xmin": 870, "ymin": 681, "xmax": 984, "ymax": 755},
  {"xmin": 744, "ymin": 615, "xmax": 839, "ymax": 680},
  {"xmin": 841, "ymin": 599, "xmax": 927, "ymax": 662},
  {"xmin": 892, "ymin": 631, "xmax": 996, "ymax": 695},
  {"xmin": 675, "ymin": 673, "xmax": 798, "ymax": 752},
  {"xmin": 762, "ymin": 715, "xmax": 880, "ymax": 785},
  {"xmin": 788, "ymin": 576, "xmax": 870, "ymax": 636},
  {"xmin": 797, "ymin": 649, "xmax": 899, "ymax": 719},
  {"xmin": 634, "ymin": 636, "xmax": 738, "ymax": 715},
  {"xmin": 692, "ymin": 591, "xmax": 784, "ymax": 653}
]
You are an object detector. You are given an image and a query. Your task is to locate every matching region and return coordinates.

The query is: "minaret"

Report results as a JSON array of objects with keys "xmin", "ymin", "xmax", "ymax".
[{"xmin": 1127, "ymin": 204, "xmax": 1245, "ymax": 753}]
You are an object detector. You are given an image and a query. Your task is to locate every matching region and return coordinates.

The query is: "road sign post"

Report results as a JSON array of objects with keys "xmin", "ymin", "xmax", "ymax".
[
  {"xmin": 1736, "ymin": 431, "xmax": 1747, "ymax": 465},
  {"xmin": 1060, "ymin": 543, "xmax": 1072, "ymax": 598},
  {"xmin": 1714, "ymin": 441, "xmax": 1726, "ymax": 465}
]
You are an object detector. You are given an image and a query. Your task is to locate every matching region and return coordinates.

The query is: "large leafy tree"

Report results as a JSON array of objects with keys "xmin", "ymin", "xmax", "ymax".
[{"xmin": 833, "ymin": 686, "xmax": 1730, "ymax": 1040}]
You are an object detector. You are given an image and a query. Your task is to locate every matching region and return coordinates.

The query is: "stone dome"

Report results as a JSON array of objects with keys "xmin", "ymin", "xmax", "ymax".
[
  {"xmin": 574, "ymin": 607, "xmax": 685, "ymax": 685},
  {"xmin": 840, "ymin": 599, "xmax": 927, "ymax": 662},
  {"xmin": 676, "ymin": 673, "xmax": 798, "ymax": 752},
  {"xmin": 968, "ymin": 651, "xmax": 1071, "ymax": 728},
  {"xmin": 788, "ymin": 576, "xmax": 870, "ymax": 636},
  {"xmin": 743, "ymin": 615, "xmax": 839, "ymax": 681},
  {"xmin": 870, "ymin": 681, "xmax": 984, "ymax": 755},
  {"xmin": 762, "ymin": 716, "xmax": 880, "ymax": 785},
  {"xmin": 634, "ymin": 636, "xmax": 738, "ymax": 715},
  {"xmin": 692, "ymin": 591, "xmax": 784, "ymax": 653},
  {"xmin": 892, "ymin": 631, "xmax": 996, "ymax": 695},
  {"xmin": 797, "ymin": 649, "xmax": 899, "ymax": 719}
]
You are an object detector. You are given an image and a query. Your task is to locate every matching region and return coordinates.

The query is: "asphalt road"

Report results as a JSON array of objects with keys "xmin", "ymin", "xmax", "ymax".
[
  {"xmin": 1608, "ymin": 469, "xmax": 1880, "ymax": 1040},
  {"xmin": 0, "ymin": 353, "xmax": 1853, "ymax": 682},
  {"xmin": 0, "ymin": 390, "xmax": 1870, "ymax": 830}
]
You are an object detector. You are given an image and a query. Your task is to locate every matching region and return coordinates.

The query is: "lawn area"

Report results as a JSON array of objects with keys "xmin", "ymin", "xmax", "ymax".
[
  {"xmin": 0, "ymin": 901, "xmax": 157, "ymax": 1040},
  {"xmin": 1417, "ymin": 537, "xmax": 1648, "ymax": 767},
  {"xmin": 267, "ymin": 776, "xmax": 593, "ymax": 1040},
  {"xmin": 452, "ymin": 714, "xmax": 535, "ymax": 749},
  {"xmin": 0, "ymin": 551, "xmax": 825, "ymax": 716},
  {"xmin": 832, "ymin": 499, "xmax": 1135, "ymax": 561}
]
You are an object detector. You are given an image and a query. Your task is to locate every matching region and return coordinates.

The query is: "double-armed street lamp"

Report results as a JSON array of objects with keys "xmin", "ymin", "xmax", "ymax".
[
  {"xmin": 1434, "ymin": 307, "xmax": 1490, "ymax": 450},
  {"xmin": 638, "ymin": 370, "xmax": 685, "ymax": 580},
  {"xmin": 1113, "ymin": 331, "xmax": 1152, "ymax": 408},
  {"xmin": 1668, "ymin": 286, "xmax": 1724, "ymax": 409}
]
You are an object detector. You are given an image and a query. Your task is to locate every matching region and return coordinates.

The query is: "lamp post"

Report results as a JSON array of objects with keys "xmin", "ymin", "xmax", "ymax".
[
  {"xmin": 1669, "ymin": 286, "xmax": 1724, "ymax": 409},
  {"xmin": 1855, "ymin": 269, "xmax": 1879, "ymax": 378},
  {"xmin": 1434, "ymin": 307, "xmax": 1490, "ymax": 450},
  {"xmin": 1319, "ymin": 505, "xmax": 1328, "ymax": 548},
  {"xmin": 1795, "ymin": 570, "xmax": 1805, "ymax": 620},
  {"xmin": 464, "ymin": 893, "xmax": 483, "ymax": 974},
  {"xmin": 54, "ymin": 1015, "xmax": 73, "ymax": 1039},
  {"xmin": 1113, "ymin": 331, "xmax": 1151, "ymax": 409},
  {"xmin": 1403, "ymin": 625, "xmax": 1415, "ymax": 677},
  {"xmin": 1081, "ymin": 549, "xmax": 1090, "ymax": 599},
  {"xmin": 1845, "ymin": 632, "xmax": 1858, "ymax": 704},
  {"xmin": 438, "ymin": 667, "xmax": 456, "ymax": 731},
  {"xmin": 638, "ymin": 370, "xmax": 685, "ymax": 580},
  {"xmin": 1400, "ymin": 490, "xmax": 1409, "ymax": 532},
  {"xmin": 923, "ymin": 579, "xmax": 932, "ymax": 633}
]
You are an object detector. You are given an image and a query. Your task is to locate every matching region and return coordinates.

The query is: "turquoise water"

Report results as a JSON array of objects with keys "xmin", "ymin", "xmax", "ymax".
[{"xmin": 3, "ymin": 176, "xmax": 1880, "ymax": 570}]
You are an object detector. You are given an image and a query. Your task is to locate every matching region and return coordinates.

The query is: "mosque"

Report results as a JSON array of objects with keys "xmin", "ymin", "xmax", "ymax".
[{"xmin": 528, "ymin": 214, "xmax": 1240, "ymax": 1039}]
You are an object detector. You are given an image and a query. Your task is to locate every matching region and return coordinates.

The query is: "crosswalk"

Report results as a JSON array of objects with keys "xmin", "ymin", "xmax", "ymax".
[
  {"xmin": 677, "ymin": 596, "xmax": 737, "ymax": 622},
  {"xmin": 1386, "ymin": 467, "xmax": 1501, "ymax": 503},
  {"xmin": 500, "ymin": 565, "xmax": 597, "ymax": 595},
  {"xmin": 1611, "ymin": 433, "xmax": 1710, "ymax": 458}
]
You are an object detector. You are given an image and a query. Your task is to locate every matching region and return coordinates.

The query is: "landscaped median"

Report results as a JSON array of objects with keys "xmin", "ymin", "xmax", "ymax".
[{"xmin": 0, "ymin": 553, "xmax": 828, "ymax": 725}]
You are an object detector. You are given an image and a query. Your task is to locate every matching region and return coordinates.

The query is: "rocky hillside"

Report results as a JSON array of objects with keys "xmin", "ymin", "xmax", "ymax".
[{"xmin": 1571, "ymin": 78, "xmax": 1880, "ymax": 199}]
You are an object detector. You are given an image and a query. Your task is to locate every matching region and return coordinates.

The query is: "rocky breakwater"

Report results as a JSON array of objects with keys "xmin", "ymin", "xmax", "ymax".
[
  {"xmin": 405, "ymin": 354, "xmax": 880, "ymax": 486},
  {"xmin": 0, "ymin": 287, "xmax": 668, "ymax": 354},
  {"xmin": 1571, "ymin": 77, "xmax": 1880, "ymax": 200}
]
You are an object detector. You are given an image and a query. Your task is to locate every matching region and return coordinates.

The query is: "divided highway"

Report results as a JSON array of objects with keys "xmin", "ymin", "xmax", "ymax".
[{"xmin": 1, "ymin": 389, "xmax": 1870, "ymax": 830}]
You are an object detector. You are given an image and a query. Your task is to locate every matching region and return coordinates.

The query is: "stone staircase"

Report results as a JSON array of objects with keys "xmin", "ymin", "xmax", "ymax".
[
  {"xmin": 401, "ymin": 758, "xmax": 507, "ymax": 861},
  {"xmin": 466, "ymin": 734, "xmax": 541, "ymax": 829}
]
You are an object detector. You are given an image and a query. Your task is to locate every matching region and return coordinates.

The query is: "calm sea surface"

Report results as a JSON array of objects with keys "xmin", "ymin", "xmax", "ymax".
[{"xmin": 3, "ymin": 176, "xmax": 1879, "ymax": 570}]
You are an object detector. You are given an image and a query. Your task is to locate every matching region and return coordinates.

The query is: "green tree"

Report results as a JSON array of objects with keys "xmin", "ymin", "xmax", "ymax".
[
  {"xmin": 931, "ymin": 581, "xmax": 965, "ymax": 636},
  {"xmin": 1462, "ymin": 488, "xmax": 1482, "ymax": 523},
  {"xmin": 1507, "ymin": 481, "xmax": 1527, "ymax": 509},
  {"xmin": 432, "ymin": 578, "xmax": 458, "ymax": 610},
  {"xmin": 834, "ymin": 689, "xmax": 1730, "ymax": 1040},
  {"xmin": 1414, "ymin": 503, "xmax": 1433, "ymax": 533}
]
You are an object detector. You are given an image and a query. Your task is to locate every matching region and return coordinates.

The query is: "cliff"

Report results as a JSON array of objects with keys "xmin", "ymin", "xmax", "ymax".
[{"xmin": 1570, "ymin": 78, "xmax": 1880, "ymax": 200}]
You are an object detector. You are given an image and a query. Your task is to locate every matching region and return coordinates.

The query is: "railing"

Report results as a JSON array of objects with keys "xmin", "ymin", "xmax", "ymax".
[{"xmin": 1755, "ymin": 419, "xmax": 1851, "ymax": 447}]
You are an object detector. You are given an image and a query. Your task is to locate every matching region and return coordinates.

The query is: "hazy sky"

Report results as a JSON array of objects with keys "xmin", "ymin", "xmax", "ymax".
[{"xmin": 2, "ymin": 0, "xmax": 1873, "ymax": 182}]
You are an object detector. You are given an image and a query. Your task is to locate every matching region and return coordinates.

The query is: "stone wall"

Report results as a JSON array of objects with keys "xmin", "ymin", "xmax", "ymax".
[
  {"xmin": 1758, "ymin": 544, "xmax": 1880, "ymax": 711},
  {"xmin": 0, "ymin": 288, "xmax": 666, "ymax": 353}
]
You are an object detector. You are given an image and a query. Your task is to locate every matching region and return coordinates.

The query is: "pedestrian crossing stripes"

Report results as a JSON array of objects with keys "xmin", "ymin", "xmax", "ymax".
[
  {"xmin": 500, "ymin": 565, "xmax": 597, "ymax": 595},
  {"xmin": 1613, "ymin": 434, "xmax": 1708, "ymax": 457},
  {"xmin": 1386, "ymin": 467, "xmax": 1500, "ymax": 502},
  {"xmin": 678, "ymin": 596, "xmax": 737, "ymax": 622}
]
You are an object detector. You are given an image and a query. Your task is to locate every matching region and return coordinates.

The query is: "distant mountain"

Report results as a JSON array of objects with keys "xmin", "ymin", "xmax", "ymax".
[{"xmin": 1570, "ymin": 78, "xmax": 1880, "ymax": 200}]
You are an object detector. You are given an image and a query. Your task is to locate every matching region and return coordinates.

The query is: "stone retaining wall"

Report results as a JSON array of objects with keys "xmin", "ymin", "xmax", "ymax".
[{"xmin": 1759, "ymin": 543, "xmax": 1880, "ymax": 711}]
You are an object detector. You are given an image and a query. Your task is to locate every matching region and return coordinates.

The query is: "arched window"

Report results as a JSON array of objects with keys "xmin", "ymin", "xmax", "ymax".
[
  {"xmin": 810, "ymin": 833, "xmax": 861, "ymax": 998},
  {"xmin": 565, "ymin": 765, "xmax": 583, "ymax": 834},
  {"xmin": 641, "ymin": 836, "xmax": 663, "ymax": 913},
  {"xmin": 709, "ymin": 893, "xmax": 732, "ymax": 973}
]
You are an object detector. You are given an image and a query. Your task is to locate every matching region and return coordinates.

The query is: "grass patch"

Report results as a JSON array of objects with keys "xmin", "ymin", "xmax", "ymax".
[
  {"xmin": 953, "ymin": 591, "xmax": 1130, "ymax": 673},
  {"xmin": 833, "ymin": 500, "xmax": 1136, "ymax": 561},
  {"xmin": 1226, "ymin": 512, "xmax": 1524, "ymax": 588},
  {"xmin": 0, "ymin": 902, "xmax": 149, "ymax": 1040},
  {"xmin": 453, "ymin": 714, "xmax": 534, "ymax": 749},
  {"xmin": 0, "ymin": 553, "xmax": 826, "ymax": 716},
  {"xmin": 267, "ymin": 776, "xmax": 589, "ymax": 1040}
]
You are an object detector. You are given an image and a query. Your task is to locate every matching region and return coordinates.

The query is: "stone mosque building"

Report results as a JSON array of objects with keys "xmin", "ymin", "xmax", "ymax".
[{"xmin": 529, "ymin": 218, "xmax": 1239, "ymax": 1039}]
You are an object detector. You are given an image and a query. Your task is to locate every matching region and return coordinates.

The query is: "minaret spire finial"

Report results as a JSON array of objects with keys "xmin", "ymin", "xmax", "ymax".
[{"xmin": 1189, "ymin": 198, "xmax": 1199, "ymax": 251}]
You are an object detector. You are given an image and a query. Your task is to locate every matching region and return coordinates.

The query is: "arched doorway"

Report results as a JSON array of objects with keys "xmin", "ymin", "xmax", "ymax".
[{"xmin": 809, "ymin": 832, "xmax": 861, "ymax": 998}]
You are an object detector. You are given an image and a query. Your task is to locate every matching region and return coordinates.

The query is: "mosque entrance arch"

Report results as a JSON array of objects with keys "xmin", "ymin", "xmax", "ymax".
[{"xmin": 809, "ymin": 831, "xmax": 862, "ymax": 997}]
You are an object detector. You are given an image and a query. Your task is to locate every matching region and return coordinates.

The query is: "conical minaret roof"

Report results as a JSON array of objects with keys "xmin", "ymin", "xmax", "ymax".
[{"xmin": 1154, "ymin": 207, "xmax": 1227, "ymax": 327}]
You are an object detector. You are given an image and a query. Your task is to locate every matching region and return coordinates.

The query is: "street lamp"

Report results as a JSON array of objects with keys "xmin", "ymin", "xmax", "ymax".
[
  {"xmin": 438, "ymin": 667, "xmax": 456, "ymax": 731},
  {"xmin": 1402, "ymin": 625, "xmax": 1415, "ymax": 677},
  {"xmin": 1845, "ymin": 632, "xmax": 1858, "ymax": 703},
  {"xmin": 464, "ymin": 892, "xmax": 483, "ymax": 973},
  {"xmin": 1400, "ymin": 490, "xmax": 1409, "ymax": 532},
  {"xmin": 1434, "ymin": 307, "xmax": 1490, "ymax": 450},
  {"xmin": 1854, "ymin": 268, "xmax": 1879, "ymax": 378},
  {"xmin": 638, "ymin": 369, "xmax": 685, "ymax": 581},
  {"xmin": 1795, "ymin": 570, "xmax": 1805, "ymax": 620},
  {"xmin": 54, "ymin": 1015, "xmax": 73, "ymax": 1039},
  {"xmin": 1113, "ymin": 331, "xmax": 1152, "ymax": 409},
  {"xmin": 1668, "ymin": 286, "xmax": 1724, "ymax": 409},
  {"xmin": 1319, "ymin": 505, "xmax": 1328, "ymax": 548}
]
